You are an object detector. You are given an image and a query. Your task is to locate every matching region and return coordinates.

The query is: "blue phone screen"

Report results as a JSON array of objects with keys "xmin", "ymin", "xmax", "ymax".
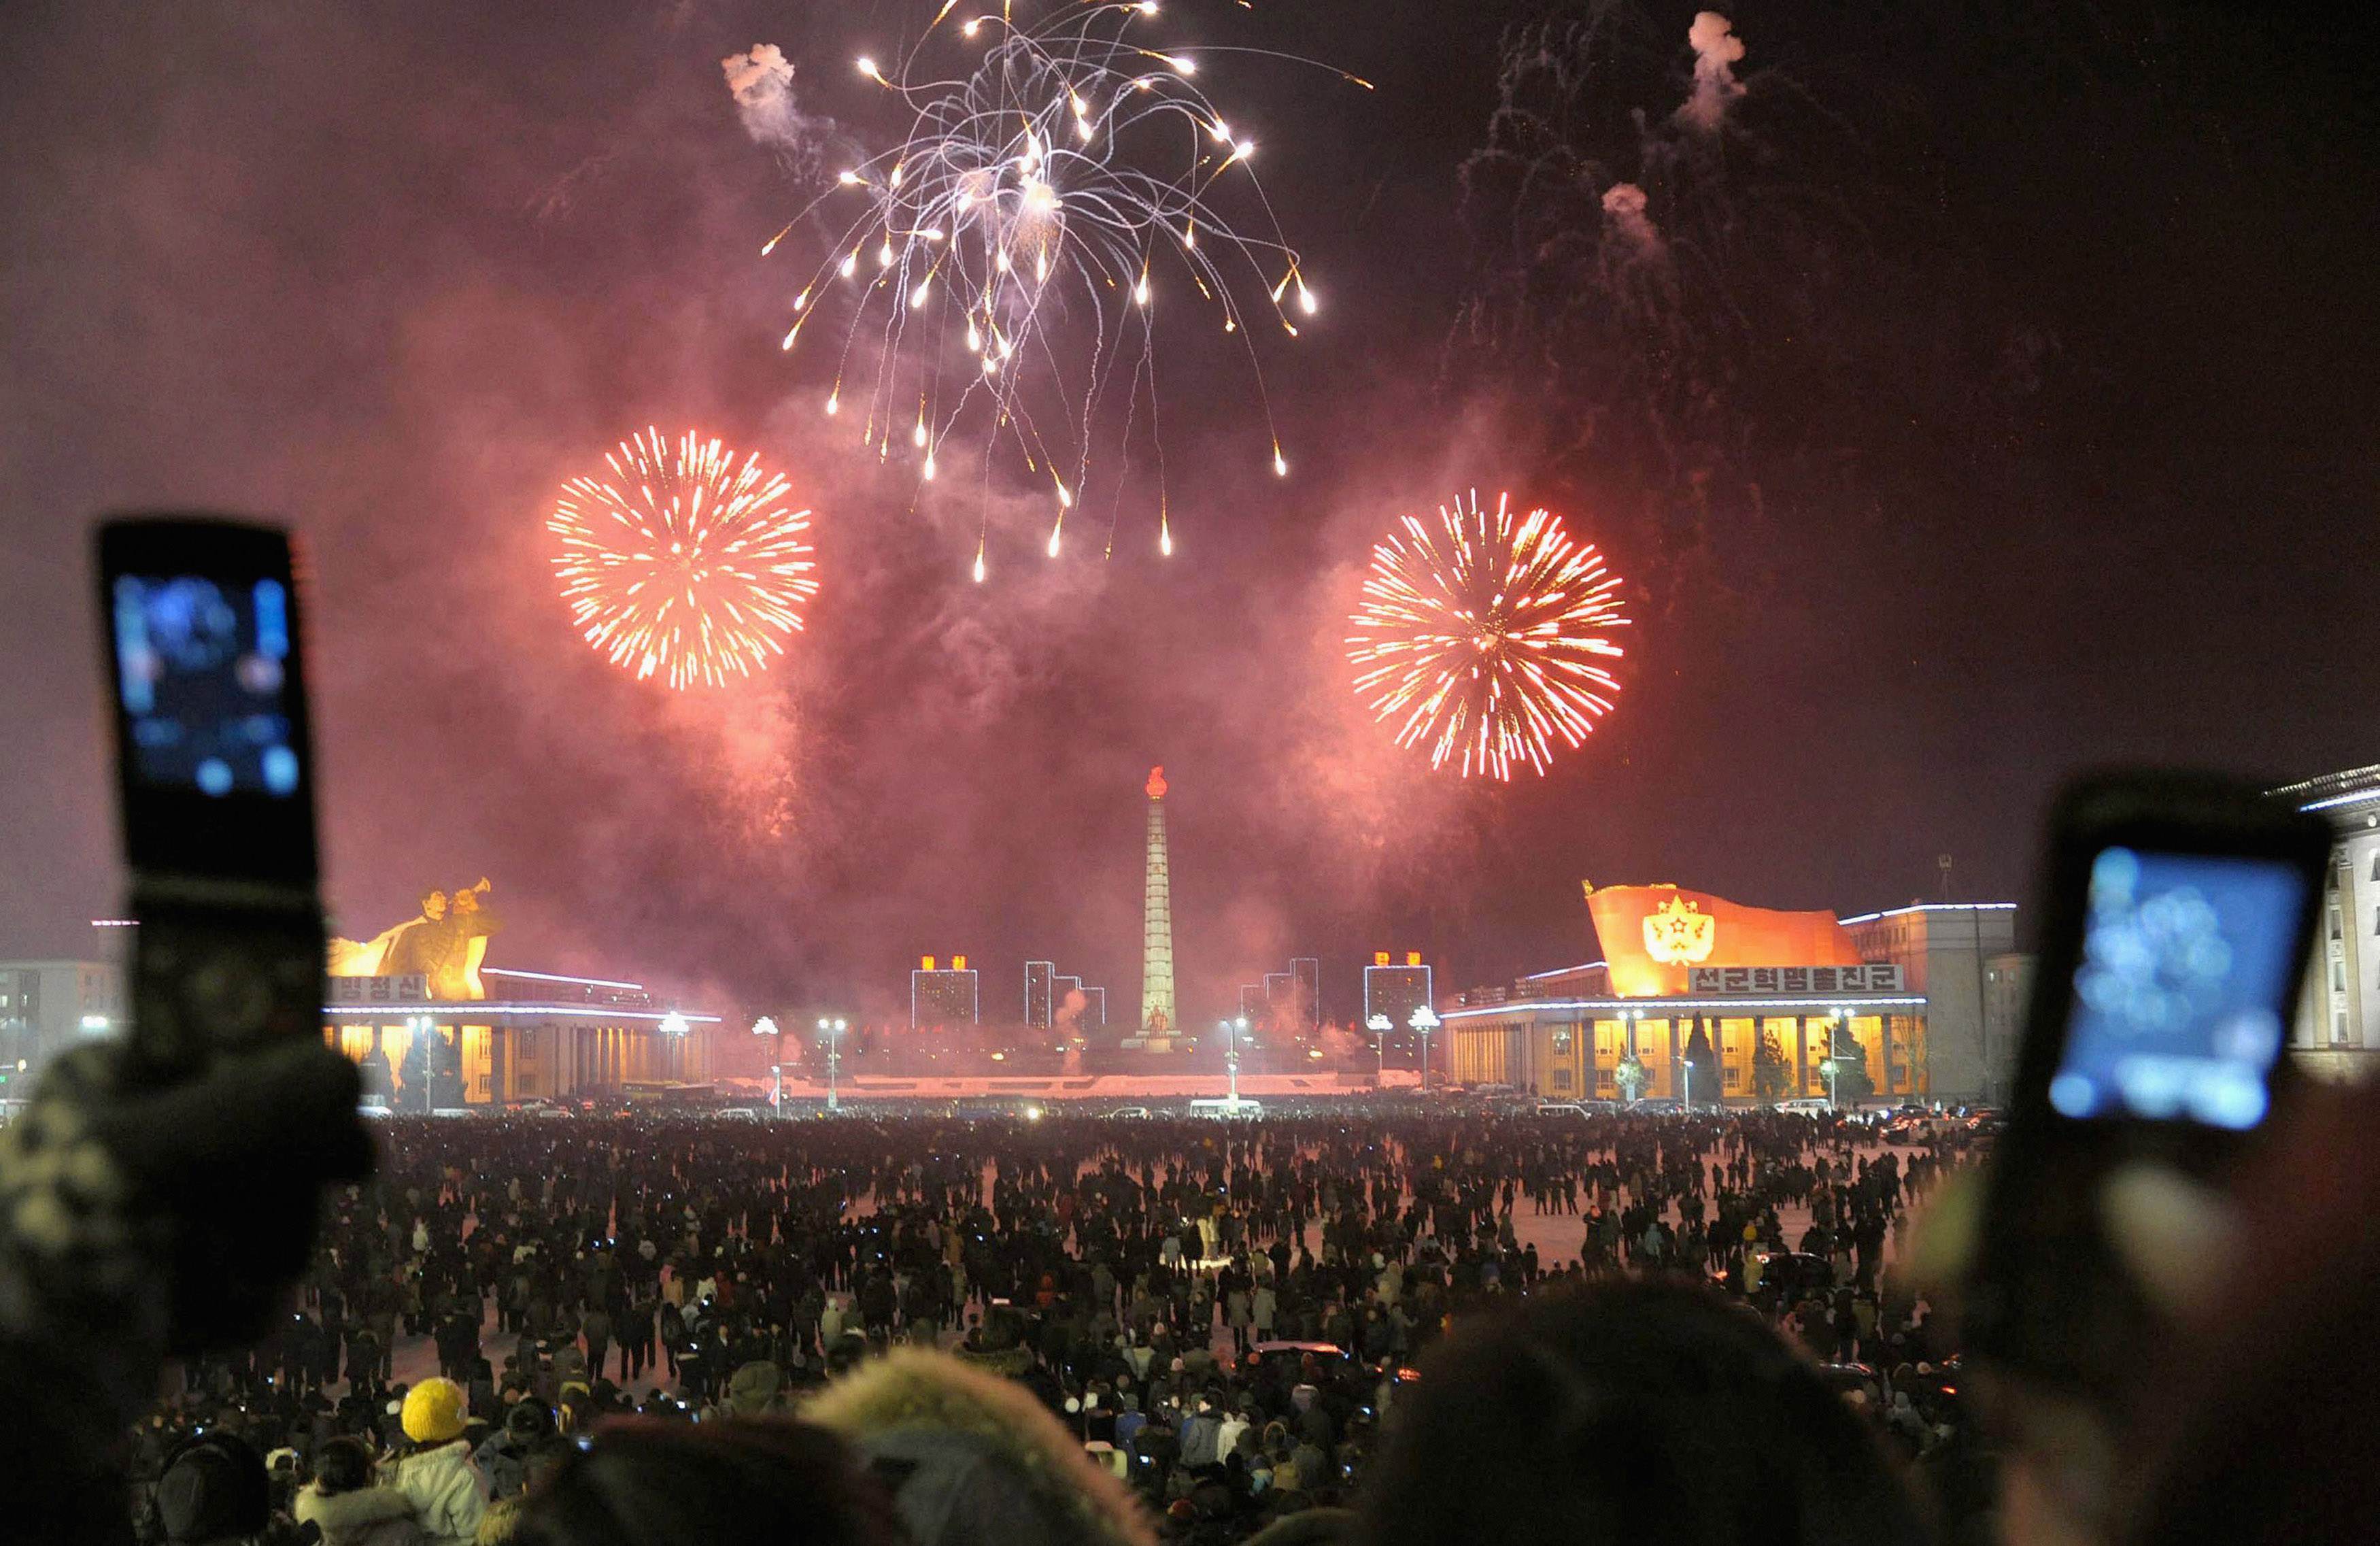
[
  {"xmin": 2052, "ymin": 847, "xmax": 2306, "ymax": 1129},
  {"xmin": 112, "ymin": 573, "xmax": 301, "ymax": 798}
]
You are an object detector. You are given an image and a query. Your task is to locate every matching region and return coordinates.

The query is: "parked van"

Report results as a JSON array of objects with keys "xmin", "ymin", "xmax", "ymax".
[{"xmin": 1189, "ymin": 1097, "xmax": 1263, "ymax": 1120}]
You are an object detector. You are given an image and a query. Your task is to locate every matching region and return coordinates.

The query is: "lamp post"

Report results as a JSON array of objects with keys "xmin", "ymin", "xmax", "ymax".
[
  {"xmin": 1221, "ymin": 1015, "xmax": 1248, "ymax": 1109},
  {"xmin": 1366, "ymin": 1013, "xmax": 1391, "ymax": 1086},
  {"xmin": 752, "ymin": 1017, "xmax": 781, "ymax": 1115},
  {"xmin": 1824, "ymin": 1008, "xmax": 1847, "ymax": 1111},
  {"xmin": 1410, "ymin": 1005, "xmax": 1440, "ymax": 1094},
  {"xmin": 817, "ymin": 1018, "xmax": 848, "ymax": 1111}
]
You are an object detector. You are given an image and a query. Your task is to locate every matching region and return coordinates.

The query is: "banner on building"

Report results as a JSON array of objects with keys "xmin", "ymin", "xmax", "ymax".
[
  {"xmin": 326, "ymin": 974, "xmax": 430, "ymax": 1004},
  {"xmin": 1686, "ymin": 964, "xmax": 1903, "ymax": 994}
]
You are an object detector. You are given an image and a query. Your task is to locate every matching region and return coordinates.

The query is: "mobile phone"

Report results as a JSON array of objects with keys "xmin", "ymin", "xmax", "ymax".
[
  {"xmin": 98, "ymin": 516, "xmax": 326, "ymax": 1085},
  {"xmin": 1966, "ymin": 770, "xmax": 2329, "ymax": 1396}
]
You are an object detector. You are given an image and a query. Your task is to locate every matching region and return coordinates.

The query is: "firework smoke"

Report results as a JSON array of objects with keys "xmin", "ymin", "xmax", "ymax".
[
  {"xmin": 724, "ymin": 44, "xmax": 840, "ymax": 171},
  {"xmin": 1600, "ymin": 180, "xmax": 1662, "ymax": 256},
  {"xmin": 1678, "ymin": 12, "xmax": 1747, "ymax": 133}
]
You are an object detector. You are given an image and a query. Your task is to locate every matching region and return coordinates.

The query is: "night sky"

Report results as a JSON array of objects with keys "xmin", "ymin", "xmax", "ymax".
[{"xmin": 3, "ymin": 1, "xmax": 2374, "ymax": 1027}]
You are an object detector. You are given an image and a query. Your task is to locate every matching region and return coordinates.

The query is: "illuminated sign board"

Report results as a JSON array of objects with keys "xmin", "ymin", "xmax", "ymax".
[{"xmin": 1686, "ymin": 964, "xmax": 1903, "ymax": 994}]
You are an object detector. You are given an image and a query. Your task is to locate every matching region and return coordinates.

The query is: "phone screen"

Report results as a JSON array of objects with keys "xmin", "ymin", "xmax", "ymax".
[
  {"xmin": 2050, "ymin": 845, "xmax": 2307, "ymax": 1130},
  {"xmin": 111, "ymin": 573, "xmax": 303, "ymax": 798}
]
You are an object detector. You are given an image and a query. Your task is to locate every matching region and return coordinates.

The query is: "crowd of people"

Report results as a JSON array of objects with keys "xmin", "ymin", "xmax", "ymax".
[{"xmin": 120, "ymin": 1105, "xmax": 1986, "ymax": 1544}]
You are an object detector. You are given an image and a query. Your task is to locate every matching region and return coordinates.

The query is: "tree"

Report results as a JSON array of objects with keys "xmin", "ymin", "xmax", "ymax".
[
  {"xmin": 1825, "ymin": 1028, "xmax": 1877, "ymax": 1106},
  {"xmin": 1752, "ymin": 1030, "xmax": 1794, "ymax": 1103},
  {"xmin": 1680, "ymin": 1022, "xmax": 1720, "ymax": 1105},
  {"xmin": 1614, "ymin": 1054, "xmax": 1650, "ymax": 1103}
]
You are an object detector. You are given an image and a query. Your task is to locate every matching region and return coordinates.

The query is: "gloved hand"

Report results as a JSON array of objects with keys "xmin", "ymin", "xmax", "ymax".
[{"xmin": 6, "ymin": 1036, "xmax": 374, "ymax": 1355}]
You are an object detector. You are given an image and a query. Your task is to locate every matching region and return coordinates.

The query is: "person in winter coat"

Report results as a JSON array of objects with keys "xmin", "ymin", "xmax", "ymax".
[
  {"xmin": 389, "ymin": 1378, "xmax": 488, "ymax": 1546},
  {"xmin": 1177, "ymin": 1399, "xmax": 1224, "ymax": 1472},
  {"xmin": 295, "ymin": 1436, "xmax": 421, "ymax": 1546},
  {"xmin": 473, "ymin": 1400, "xmax": 554, "ymax": 1503}
]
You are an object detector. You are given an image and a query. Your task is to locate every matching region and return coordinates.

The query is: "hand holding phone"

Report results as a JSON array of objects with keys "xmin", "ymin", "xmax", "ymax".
[
  {"xmin": 99, "ymin": 516, "xmax": 324, "ymax": 1084},
  {"xmin": 1967, "ymin": 771, "xmax": 2328, "ymax": 1398},
  {"xmin": 86, "ymin": 514, "xmax": 369, "ymax": 1351}
]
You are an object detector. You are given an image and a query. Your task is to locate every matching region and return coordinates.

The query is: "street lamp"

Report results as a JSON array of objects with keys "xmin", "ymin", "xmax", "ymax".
[
  {"xmin": 1824, "ymin": 1007, "xmax": 1848, "ymax": 1110},
  {"xmin": 1221, "ymin": 1015, "xmax": 1249, "ymax": 1110},
  {"xmin": 1409, "ymin": 1005, "xmax": 1440, "ymax": 1093},
  {"xmin": 1366, "ymin": 1013, "xmax": 1391, "ymax": 1085},
  {"xmin": 1626, "ymin": 1009, "xmax": 1645, "ymax": 1105},
  {"xmin": 817, "ymin": 1018, "xmax": 849, "ymax": 1111},
  {"xmin": 751, "ymin": 1016, "xmax": 781, "ymax": 1115}
]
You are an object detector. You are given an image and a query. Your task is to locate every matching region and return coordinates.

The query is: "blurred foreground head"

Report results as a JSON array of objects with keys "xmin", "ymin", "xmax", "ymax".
[
  {"xmin": 509, "ymin": 1417, "xmax": 898, "ymax": 1546},
  {"xmin": 1353, "ymin": 1279, "xmax": 1931, "ymax": 1546}
]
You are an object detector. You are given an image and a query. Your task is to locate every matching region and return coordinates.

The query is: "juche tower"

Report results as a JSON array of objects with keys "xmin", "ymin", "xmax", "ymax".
[{"xmin": 1140, "ymin": 766, "xmax": 1175, "ymax": 1037}]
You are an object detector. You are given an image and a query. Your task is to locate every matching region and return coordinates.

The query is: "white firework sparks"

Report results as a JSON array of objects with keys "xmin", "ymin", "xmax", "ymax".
[{"xmin": 765, "ymin": 1, "xmax": 1363, "ymax": 574}]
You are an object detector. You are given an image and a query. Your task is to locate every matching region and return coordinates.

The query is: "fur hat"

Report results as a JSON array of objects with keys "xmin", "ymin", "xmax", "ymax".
[
  {"xmin": 402, "ymin": 1377, "xmax": 469, "ymax": 1444},
  {"xmin": 806, "ymin": 1348, "xmax": 1156, "ymax": 1546},
  {"xmin": 728, "ymin": 1359, "xmax": 785, "ymax": 1417}
]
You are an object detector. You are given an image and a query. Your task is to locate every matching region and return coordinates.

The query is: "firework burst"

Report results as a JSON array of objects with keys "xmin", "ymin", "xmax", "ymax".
[
  {"xmin": 1346, "ymin": 491, "xmax": 1630, "ymax": 780},
  {"xmin": 549, "ymin": 429, "xmax": 819, "ymax": 691},
  {"xmin": 768, "ymin": 1, "xmax": 1364, "ymax": 572}
]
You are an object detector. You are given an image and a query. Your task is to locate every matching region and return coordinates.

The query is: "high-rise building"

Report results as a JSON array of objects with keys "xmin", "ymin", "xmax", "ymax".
[
  {"xmin": 1024, "ymin": 961, "xmax": 1055, "ymax": 1031},
  {"xmin": 911, "ymin": 956, "xmax": 979, "ymax": 1028},
  {"xmin": 1081, "ymin": 986, "xmax": 1108, "ymax": 1036},
  {"xmin": 0, "ymin": 959, "xmax": 123, "ymax": 1077},
  {"xmin": 1140, "ymin": 767, "xmax": 1176, "ymax": 1037},
  {"xmin": 1291, "ymin": 957, "xmax": 1321, "ymax": 1032},
  {"xmin": 1239, "ymin": 984, "xmax": 1264, "ymax": 1024},
  {"xmin": 1364, "ymin": 956, "xmax": 1434, "ymax": 1034}
]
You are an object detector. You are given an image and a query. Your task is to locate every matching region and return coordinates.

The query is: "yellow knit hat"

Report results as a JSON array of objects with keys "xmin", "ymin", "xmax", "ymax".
[{"xmin": 401, "ymin": 1378, "xmax": 468, "ymax": 1444}]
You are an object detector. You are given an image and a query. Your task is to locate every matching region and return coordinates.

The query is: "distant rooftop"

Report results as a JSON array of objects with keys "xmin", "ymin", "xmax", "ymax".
[{"xmin": 2272, "ymin": 763, "xmax": 2380, "ymax": 815}]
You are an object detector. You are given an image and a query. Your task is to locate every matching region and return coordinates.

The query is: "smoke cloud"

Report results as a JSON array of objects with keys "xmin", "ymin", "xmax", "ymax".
[
  {"xmin": 722, "ymin": 44, "xmax": 836, "ymax": 170},
  {"xmin": 1599, "ymin": 181, "xmax": 1662, "ymax": 257},
  {"xmin": 1677, "ymin": 12, "xmax": 1748, "ymax": 133}
]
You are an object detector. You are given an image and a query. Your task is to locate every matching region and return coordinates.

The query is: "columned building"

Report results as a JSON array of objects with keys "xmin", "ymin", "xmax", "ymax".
[
  {"xmin": 323, "ymin": 966, "xmax": 717, "ymax": 1111},
  {"xmin": 1444, "ymin": 884, "xmax": 2017, "ymax": 1105},
  {"xmin": 2272, "ymin": 762, "xmax": 2380, "ymax": 1081}
]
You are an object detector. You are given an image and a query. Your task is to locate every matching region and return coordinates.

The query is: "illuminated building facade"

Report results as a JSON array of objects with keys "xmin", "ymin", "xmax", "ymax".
[
  {"xmin": 1363, "ymin": 955, "xmax": 1433, "ymax": 1034},
  {"xmin": 912, "ymin": 956, "xmax": 979, "ymax": 1028},
  {"xmin": 1025, "ymin": 961, "xmax": 1055, "ymax": 1031},
  {"xmin": 2273, "ymin": 762, "xmax": 2380, "ymax": 1080},
  {"xmin": 322, "ymin": 965, "xmax": 718, "ymax": 1112},
  {"xmin": 1140, "ymin": 767, "xmax": 1176, "ymax": 1039},
  {"xmin": 1444, "ymin": 885, "xmax": 1987, "ymax": 1103}
]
